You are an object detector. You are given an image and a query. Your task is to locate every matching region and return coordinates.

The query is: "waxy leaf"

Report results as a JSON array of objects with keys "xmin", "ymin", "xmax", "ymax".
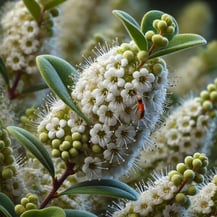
[
  {"xmin": 21, "ymin": 83, "xmax": 48, "ymax": 94},
  {"xmin": 65, "ymin": 209, "xmax": 97, "ymax": 217},
  {"xmin": 0, "ymin": 58, "xmax": 9, "ymax": 87},
  {"xmin": 23, "ymin": 0, "xmax": 41, "ymax": 22},
  {"xmin": 113, "ymin": 10, "xmax": 148, "ymax": 51},
  {"xmin": 141, "ymin": 10, "xmax": 179, "ymax": 40},
  {"xmin": 60, "ymin": 179, "xmax": 138, "ymax": 201},
  {"xmin": 36, "ymin": 55, "xmax": 91, "ymax": 125},
  {"xmin": 7, "ymin": 126, "xmax": 55, "ymax": 178},
  {"xmin": 149, "ymin": 33, "xmax": 207, "ymax": 59},
  {"xmin": 42, "ymin": 0, "xmax": 66, "ymax": 10},
  {"xmin": 21, "ymin": 207, "xmax": 65, "ymax": 217},
  {"xmin": 0, "ymin": 192, "xmax": 18, "ymax": 217}
]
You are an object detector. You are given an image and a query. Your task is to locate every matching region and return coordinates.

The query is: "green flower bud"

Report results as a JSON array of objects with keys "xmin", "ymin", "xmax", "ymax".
[
  {"xmin": 123, "ymin": 50, "xmax": 134, "ymax": 62},
  {"xmin": 175, "ymin": 193, "xmax": 187, "ymax": 205},
  {"xmin": 200, "ymin": 90, "xmax": 210, "ymax": 100},
  {"xmin": 184, "ymin": 156, "xmax": 193, "ymax": 168},
  {"xmin": 15, "ymin": 204, "xmax": 26, "ymax": 215},
  {"xmin": 145, "ymin": 30, "xmax": 155, "ymax": 41},
  {"xmin": 51, "ymin": 149, "xmax": 61, "ymax": 157},
  {"xmin": 192, "ymin": 158, "xmax": 202, "ymax": 170},
  {"xmin": 166, "ymin": 26, "xmax": 175, "ymax": 34},
  {"xmin": 61, "ymin": 141, "xmax": 71, "ymax": 151},
  {"xmin": 51, "ymin": 139, "xmax": 61, "ymax": 149},
  {"xmin": 72, "ymin": 141, "xmax": 82, "ymax": 150},
  {"xmin": 27, "ymin": 194, "xmax": 38, "ymax": 204},
  {"xmin": 69, "ymin": 148, "xmax": 79, "ymax": 157},
  {"xmin": 161, "ymin": 14, "xmax": 173, "ymax": 26},
  {"xmin": 1, "ymin": 167, "xmax": 14, "ymax": 179},
  {"xmin": 183, "ymin": 169, "xmax": 195, "ymax": 182},
  {"xmin": 21, "ymin": 197, "xmax": 29, "ymax": 206},
  {"xmin": 157, "ymin": 20, "xmax": 168, "ymax": 31},
  {"xmin": 176, "ymin": 163, "xmax": 187, "ymax": 174},
  {"xmin": 92, "ymin": 144, "xmax": 102, "ymax": 153},
  {"xmin": 153, "ymin": 19, "xmax": 160, "ymax": 29},
  {"xmin": 26, "ymin": 202, "xmax": 37, "ymax": 210},
  {"xmin": 194, "ymin": 173, "xmax": 204, "ymax": 183},
  {"xmin": 202, "ymin": 100, "xmax": 213, "ymax": 110},
  {"xmin": 137, "ymin": 50, "xmax": 148, "ymax": 62},
  {"xmin": 61, "ymin": 151, "xmax": 70, "ymax": 161},
  {"xmin": 187, "ymin": 184, "xmax": 197, "ymax": 195},
  {"xmin": 3, "ymin": 147, "xmax": 13, "ymax": 155},
  {"xmin": 212, "ymin": 175, "xmax": 217, "ymax": 185},
  {"xmin": 0, "ymin": 140, "xmax": 5, "ymax": 149},
  {"xmin": 168, "ymin": 170, "xmax": 179, "ymax": 180},
  {"xmin": 210, "ymin": 91, "xmax": 217, "ymax": 101},
  {"xmin": 193, "ymin": 152, "xmax": 201, "ymax": 159},
  {"xmin": 153, "ymin": 63, "xmax": 163, "ymax": 75},
  {"xmin": 72, "ymin": 132, "xmax": 82, "ymax": 141},
  {"xmin": 0, "ymin": 153, "xmax": 5, "ymax": 163},
  {"xmin": 64, "ymin": 135, "xmax": 72, "ymax": 142},
  {"xmin": 39, "ymin": 132, "xmax": 48, "ymax": 143},
  {"xmin": 171, "ymin": 174, "xmax": 183, "ymax": 186},
  {"xmin": 207, "ymin": 84, "xmax": 216, "ymax": 92},
  {"xmin": 49, "ymin": 8, "xmax": 60, "ymax": 17},
  {"xmin": 4, "ymin": 155, "xmax": 15, "ymax": 165}
]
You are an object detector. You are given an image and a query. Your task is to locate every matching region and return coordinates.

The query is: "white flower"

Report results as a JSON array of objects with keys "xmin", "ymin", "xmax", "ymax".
[
  {"xmin": 158, "ymin": 178, "xmax": 177, "ymax": 200},
  {"xmin": 202, "ymin": 183, "xmax": 217, "ymax": 198},
  {"xmin": 163, "ymin": 204, "xmax": 186, "ymax": 217},
  {"xmin": 103, "ymin": 143, "xmax": 127, "ymax": 164},
  {"xmin": 121, "ymin": 82, "xmax": 137, "ymax": 106},
  {"xmin": 132, "ymin": 68, "xmax": 155, "ymax": 94},
  {"xmin": 165, "ymin": 128, "xmax": 181, "ymax": 147},
  {"xmin": 115, "ymin": 125, "xmax": 136, "ymax": 148},
  {"xmin": 196, "ymin": 114, "xmax": 210, "ymax": 129},
  {"xmin": 149, "ymin": 188, "xmax": 163, "ymax": 205},
  {"xmin": 25, "ymin": 55, "xmax": 38, "ymax": 74},
  {"xmin": 192, "ymin": 195, "xmax": 214, "ymax": 214},
  {"xmin": 6, "ymin": 51, "xmax": 25, "ymax": 70},
  {"xmin": 22, "ymin": 20, "xmax": 39, "ymax": 38},
  {"xmin": 90, "ymin": 123, "xmax": 113, "ymax": 148},
  {"xmin": 82, "ymin": 157, "xmax": 102, "ymax": 179},
  {"xmin": 97, "ymin": 104, "xmax": 117, "ymax": 126},
  {"xmin": 20, "ymin": 37, "xmax": 39, "ymax": 54},
  {"xmin": 184, "ymin": 100, "xmax": 202, "ymax": 117},
  {"xmin": 176, "ymin": 115, "xmax": 195, "ymax": 133}
]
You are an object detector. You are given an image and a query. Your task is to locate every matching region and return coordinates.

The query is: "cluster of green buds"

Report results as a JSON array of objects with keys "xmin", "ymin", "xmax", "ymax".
[
  {"xmin": 0, "ymin": 124, "xmax": 16, "ymax": 180},
  {"xmin": 14, "ymin": 193, "xmax": 39, "ymax": 215},
  {"xmin": 196, "ymin": 78, "xmax": 217, "ymax": 117},
  {"xmin": 145, "ymin": 13, "xmax": 176, "ymax": 50},
  {"xmin": 112, "ymin": 153, "xmax": 208, "ymax": 217},
  {"xmin": 169, "ymin": 152, "xmax": 208, "ymax": 207}
]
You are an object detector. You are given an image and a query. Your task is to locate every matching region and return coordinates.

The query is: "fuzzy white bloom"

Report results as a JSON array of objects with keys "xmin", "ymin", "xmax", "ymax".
[{"xmin": 37, "ymin": 41, "xmax": 168, "ymax": 179}]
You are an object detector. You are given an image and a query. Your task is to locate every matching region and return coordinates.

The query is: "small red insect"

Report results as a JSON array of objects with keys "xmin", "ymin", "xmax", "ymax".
[{"xmin": 137, "ymin": 96, "xmax": 145, "ymax": 120}]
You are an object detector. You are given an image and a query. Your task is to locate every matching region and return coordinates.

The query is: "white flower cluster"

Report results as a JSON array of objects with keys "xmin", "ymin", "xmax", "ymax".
[
  {"xmin": 189, "ymin": 175, "xmax": 217, "ymax": 216},
  {"xmin": 0, "ymin": 1, "xmax": 54, "ymax": 75},
  {"xmin": 111, "ymin": 176, "xmax": 186, "ymax": 217},
  {"xmin": 37, "ymin": 41, "xmax": 168, "ymax": 179},
  {"xmin": 138, "ymin": 99, "xmax": 213, "ymax": 171}
]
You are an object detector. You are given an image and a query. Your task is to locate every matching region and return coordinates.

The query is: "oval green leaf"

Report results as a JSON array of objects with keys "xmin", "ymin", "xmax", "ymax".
[
  {"xmin": 112, "ymin": 10, "xmax": 148, "ymax": 51},
  {"xmin": 21, "ymin": 207, "xmax": 65, "ymax": 217},
  {"xmin": 141, "ymin": 10, "xmax": 179, "ymax": 40},
  {"xmin": 65, "ymin": 209, "xmax": 97, "ymax": 217},
  {"xmin": 60, "ymin": 179, "xmax": 138, "ymax": 201},
  {"xmin": 7, "ymin": 126, "xmax": 55, "ymax": 178},
  {"xmin": 0, "ymin": 192, "xmax": 18, "ymax": 217},
  {"xmin": 0, "ymin": 58, "xmax": 9, "ymax": 87},
  {"xmin": 149, "ymin": 33, "xmax": 207, "ymax": 59},
  {"xmin": 23, "ymin": 0, "xmax": 41, "ymax": 22},
  {"xmin": 42, "ymin": 0, "xmax": 66, "ymax": 10},
  {"xmin": 36, "ymin": 55, "xmax": 91, "ymax": 125}
]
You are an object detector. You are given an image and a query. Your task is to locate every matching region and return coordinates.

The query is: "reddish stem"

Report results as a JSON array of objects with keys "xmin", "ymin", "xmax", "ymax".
[
  {"xmin": 8, "ymin": 71, "xmax": 23, "ymax": 99},
  {"xmin": 39, "ymin": 161, "xmax": 75, "ymax": 209}
]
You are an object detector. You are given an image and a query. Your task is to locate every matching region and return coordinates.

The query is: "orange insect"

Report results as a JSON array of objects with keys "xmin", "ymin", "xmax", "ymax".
[{"xmin": 137, "ymin": 96, "xmax": 145, "ymax": 120}]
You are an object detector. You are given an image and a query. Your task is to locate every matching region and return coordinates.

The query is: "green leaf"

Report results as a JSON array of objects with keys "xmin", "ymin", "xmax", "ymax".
[
  {"xmin": 21, "ymin": 207, "xmax": 65, "ymax": 217},
  {"xmin": 0, "ymin": 192, "xmax": 18, "ymax": 217},
  {"xmin": 60, "ymin": 179, "xmax": 138, "ymax": 201},
  {"xmin": 141, "ymin": 10, "xmax": 179, "ymax": 40},
  {"xmin": 23, "ymin": 0, "xmax": 42, "ymax": 22},
  {"xmin": 149, "ymin": 33, "xmax": 207, "ymax": 59},
  {"xmin": 0, "ymin": 58, "xmax": 10, "ymax": 87},
  {"xmin": 112, "ymin": 10, "xmax": 148, "ymax": 51},
  {"xmin": 36, "ymin": 55, "xmax": 91, "ymax": 125},
  {"xmin": 21, "ymin": 83, "xmax": 48, "ymax": 94},
  {"xmin": 7, "ymin": 126, "xmax": 55, "ymax": 178},
  {"xmin": 65, "ymin": 210, "xmax": 97, "ymax": 217},
  {"xmin": 41, "ymin": 0, "xmax": 66, "ymax": 10}
]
